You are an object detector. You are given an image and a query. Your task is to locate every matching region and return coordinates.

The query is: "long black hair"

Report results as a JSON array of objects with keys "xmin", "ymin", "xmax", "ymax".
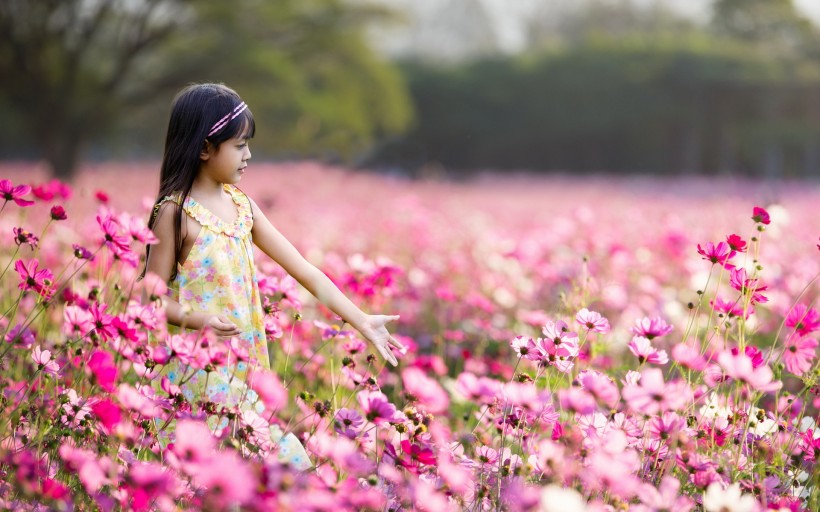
[{"xmin": 141, "ymin": 83, "xmax": 255, "ymax": 280}]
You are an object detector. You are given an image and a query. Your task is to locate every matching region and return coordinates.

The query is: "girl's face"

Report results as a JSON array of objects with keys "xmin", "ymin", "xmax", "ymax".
[{"xmin": 199, "ymin": 135, "xmax": 252, "ymax": 185}]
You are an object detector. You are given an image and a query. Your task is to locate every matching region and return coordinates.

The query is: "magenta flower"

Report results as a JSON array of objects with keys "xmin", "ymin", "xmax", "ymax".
[
  {"xmin": 90, "ymin": 398, "xmax": 122, "ymax": 432},
  {"xmin": 725, "ymin": 234, "xmax": 747, "ymax": 252},
  {"xmin": 697, "ymin": 241, "xmax": 736, "ymax": 267},
  {"xmin": 89, "ymin": 302, "xmax": 117, "ymax": 341},
  {"xmin": 622, "ymin": 368, "xmax": 691, "ymax": 415},
  {"xmin": 785, "ymin": 304, "xmax": 820, "ymax": 336},
  {"xmin": 729, "ymin": 267, "xmax": 768, "ymax": 304},
  {"xmin": 630, "ymin": 316, "xmax": 673, "ymax": 340},
  {"xmin": 717, "ymin": 350, "xmax": 781, "ymax": 392},
  {"xmin": 356, "ymin": 390, "xmax": 403, "ymax": 425},
  {"xmin": 628, "ymin": 336, "xmax": 669, "ymax": 365},
  {"xmin": 14, "ymin": 258, "xmax": 54, "ymax": 300},
  {"xmin": 576, "ymin": 308, "xmax": 611, "ymax": 333},
  {"xmin": 782, "ymin": 335, "xmax": 818, "ymax": 376},
  {"xmin": 13, "ymin": 227, "xmax": 38, "ymax": 249},
  {"xmin": 87, "ymin": 350, "xmax": 119, "ymax": 392},
  {"xmin": 0, "ymin": 178, "xmax": 34, "ymax": 206},
  {"xmin": 800, "ymin": 428, "xmax": 820, "ymax": 462},
  {"xmin": 711, "ymin": 295, "xmax": 752, "ymax": 319},
  {"xmin": 50, "ymin": 205, "xmax": 67, "ymax": 221},
  {"xmin": 752, "ymin": 206, "xmax": 770, "ymax": 225}
]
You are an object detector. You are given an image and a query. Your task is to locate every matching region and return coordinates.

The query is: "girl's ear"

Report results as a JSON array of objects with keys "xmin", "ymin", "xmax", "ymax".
[{"xmin": 200, "ymin": 140, "xmax": 213, "ymax": 161}]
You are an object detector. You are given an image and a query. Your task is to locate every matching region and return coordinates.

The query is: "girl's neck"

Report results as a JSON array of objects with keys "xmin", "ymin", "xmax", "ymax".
[{"xmin": 191, "ymin": 174, "xmax": 226, "ymax": 201}]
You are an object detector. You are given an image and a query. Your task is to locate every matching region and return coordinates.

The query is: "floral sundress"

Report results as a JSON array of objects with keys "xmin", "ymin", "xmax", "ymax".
[{"xmin": 153, "ymin": 184, "xmax": 312, "ymax": 470}]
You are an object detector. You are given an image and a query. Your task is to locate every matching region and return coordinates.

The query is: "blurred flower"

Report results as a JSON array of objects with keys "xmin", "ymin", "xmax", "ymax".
[
  {"xmin": 539, "ymin": 484, "xmax": 586, "ymax": 512},
  {"xmin": 87, "ymin": 350, "xmax": 119, "ymax": 392},
  {"xmin": 785, "ymin": 304, "xmax": 820, "ymax": 336},
  {"xmin": 782, "ymin": 335, "xmax": 817, "ymax": 376},
  {"xmin": 5, "ymin": 324, "xmax": 35, "ymax": 346},
  {"xmin": 729, "ymin": 268, "xmax": 768, "ymax": 305},
  {"xmin": 711, "ymin": 296, "xmax": 752, "ymax": 319},
  {"xmin": 718, "ymin": 350, "xmax": 780, "ymax": 392},
  {"xmin": 50, "ymin": 205, "xmax": 67, "ymax": 220},
  {"xmin": 31, "ymin": 345, "xmax": 60, "ymax": 375},
  {"xmin": 72, "ymin": 243, "xmax": 94, "ymax": 260},
  {"xmin": 95, "ymin": 190, "xmax": 109, "ymax": 203},
  {"xmin": 725, "ymin": 234, "xmax": 747, "ymax": 252},
  {"xmin": 91, "ymin": 398, "xmax": 122, "ymax": 432},
  {"xmin": 402, "ymin": 366, "xmax": 449, "ymax": 414},
  {"xmin": 334, "ymin": 408, "xmax": 364, "ymax": 439},
  {"xmin": 576, "ymin": 369, "xmax": 619, "ymax": 409},
  {"xmin": 192, "ymin": 450, "xmax": 256, "ymax": 509},
  {"xmin": 13, "ymin": 227, "xmax": 38, "ymax": 249},
  {"xmin": 751, "ymin": 206, "xmax": 770, "ymax": 225},
  {"xmin": 622, "ymin": 368, "xmax": 690, "ymax": 415},
  {"xmin": 249, "ymin": 369, "xmax": 287, "ymax": 411},
  {"xmin": 0, "ymin": 178, "xmax": 34, "ymax": 206},
  {"xmin": 628, "ymin": 336, "xmax": 668, "ymax": 365},
  {"xmin": 702, "ymin": 482, "xmax": 757, "ymax": 512},
  {"xmin": 356, "ymin": 390, "xmax": 403, "ymax": 425},
  {"xmin": 172, "ymin": 420, "xmax": 216, "ymax": 463},
  {"xmin": 630, "ymin": 316, "xmax": 673, "ymax": 340}
]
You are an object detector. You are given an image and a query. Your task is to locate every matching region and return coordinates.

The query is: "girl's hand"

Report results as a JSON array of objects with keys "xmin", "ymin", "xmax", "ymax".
[
  {"xmin": 357, "ymin": 314, "xmax": 405, "ymax": 367},
  {"xmin": 207, "ymin": 315, "xmax": 241, "ymax": 339}
]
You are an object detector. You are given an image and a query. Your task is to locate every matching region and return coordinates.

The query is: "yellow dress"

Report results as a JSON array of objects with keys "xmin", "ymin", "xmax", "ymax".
[{"xmin": 154, "ymin": 184, "xmax": 311, "ymax": 470}]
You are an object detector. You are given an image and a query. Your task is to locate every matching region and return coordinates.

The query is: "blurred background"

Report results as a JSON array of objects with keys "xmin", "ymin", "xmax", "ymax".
[{"xmin": 3, "ymin": 0, "xmax": 820, "ymax": 180}]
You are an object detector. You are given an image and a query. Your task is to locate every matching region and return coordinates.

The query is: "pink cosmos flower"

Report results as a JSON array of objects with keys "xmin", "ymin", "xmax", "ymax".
[
  {"xmin": 401, "ymin": 366, "xmax": 449, "ymax": 414},
  {"xmin": 455, "ymin": 372, "xmax": 501, "ymax": 404},
  {"xmin": 58, "ymin": 444, "xmax": 112, "ymax": 494},
  {"xmin": 576, "ymin": 308, "xmax": 611, "ymax": 333},
  {"xmin": 334, "ymin": 408, "xmax": 364, "ymax": 439},
  {"xmin": 87, "ymin": 350, "xmax": 119, "ymax": 392},
  {"xmin": 672, "ymin": 340, "xmax": 707, "ymax": 371},
  {"xmin": 13, "ymin": 227, "xmax": 38, "ymax": 249},
  {"xmin": 730, "ymin": 267, "xmax": 768, "ymax": 304},
  {"xmin": 63, "ymin": 305, "xmax": 94, "ymax": 337},
  {"xmin": 14, "ymin": 259, "xmax": 54, "ymax": 300},
  {"xmin": 126, "ymin": 462, "xmax": 179, "ymax": 512},
  {"xmin": 717, "ymin": 350, "xmax": 781, "ymax": 392},
  {"xmin": 711, "ymin": 295, "xmax": 752, "ymax": 319},
  {"xmin": 576, "ymin": 369, "xmax": 620, "ymax": 409},
  {"xmin": 117, "ymin": 384, "xmax": 164, "ymax": 417},
  {"xmin": 647, "ymin": 411, "xmax": 687, "ymax": 441},
  {"xmin": 356, "ymin": 390, "xmax": 403, "ymax": 425},
  {"xmin": 628, "ymin": 336, "xmax": 669, "ymax": 365},
  {"xmin": 752, "ymin": 206, "xmax": 770, "ymax": 225},
  {"xmin": 89, "ymin": 302, "xmax": 117, "ymax": 341},
  {"xmin": 557, "ymin": 387, "xmax": 596, "ymax": 415},
  {"xmin": 31, "ymin": 345, "xmax": 60, "ymax": 375},
  {"xmin": 725, "ymin": 234, "xmax": 747, "ymax": 252},
  {"xmin": 697, "ymin": 241, "xmax": 736, "ymax": 267},
  {"xmin": 192, "ymin": 450, "xmax": 256, "ymax": 509},
  {"xmin": 630, "ymin": 316, "xmax": 673, "ymax": 340},
  {"xmin": 0, "ymin": 179, "xmax": 34, "ymax": 206},
  {"xmin": 249, "ymin": 369, "xmax": 287, "ymax": 411},
  {"xmin": 510, "ymin": 335, "xmax": 538, "ymax": 360},
  {"xmin": 172, "ymin": 420, "xmax": 216, "ymax": 462},
  {"xmin": 782, "ymin": 335, "xmax": 818, "ymax": 376},
  {"xmin": 637, "ymin": 477, "xmax": 693, "ymax": 512},
  {"xmin": 800, "ymin": 428, "xmax": 820, "ymax": 462},
  {"xmin": 786, "ymin": 304, "xmax": 820, "ymax": 336},
  {"xmin": 622, "ymin": 368, "xmax": 691, "ymax": 415}
]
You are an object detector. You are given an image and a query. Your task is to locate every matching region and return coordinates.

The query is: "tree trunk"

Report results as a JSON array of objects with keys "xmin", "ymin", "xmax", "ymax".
[{"xmin": 42, "ymin": 129, "xmax": 83, "ymax": 181}]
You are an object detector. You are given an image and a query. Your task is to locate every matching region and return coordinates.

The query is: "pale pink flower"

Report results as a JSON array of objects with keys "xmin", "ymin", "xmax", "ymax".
[
  {"xmin": 455, "ymin": 372, "xmax": 501, "ymax": 404},
  {"xmin": 334, "ymin": 408, "xmax": 364, "ymax": 439},
  {"xmin": 622, "ymin": 368, "xmax": 691, "ymax": 415},
  {"xmin": 576, "ymin": 308, "xmax": 611, "ymax": 333},
  {"xmin": 557, "ymin": 387, "xmax": 596, "ymax": 415},
  {"xmin": 729, "ymin": 267, "xmax": 768, "ymax": 305},
  {"xmin": 172, "ymin": 420, "xmax": 216, "ymax": 463},
  {"xmin": 401, "ymin": 366, "xmax": 449, "ymax": 414},
  {"xmin": 31, "ymin": 345, "xmax": 60, "ymax": 375},
  {"xmin": 249, "ymin": 368, "xmax": 287, "ymax": 411},
  {"xmin": 718, "ymin": 350, "xmax": 781, "ymax": 392},
  {"xmin": 711, "ymin": 296, "xmax": 752, "ymax": 319},
  {"xmin": 576, "ymin": 369, "xmax": 619, "ymax": 409},
  {"xmin": 672, "ymin": 341, "xmax": 707, "ymax": 371},
  {"xmin": 192, "ymin": 450, "xmax": 256, "ymax": 509},
  {"xmin": 510, "ymin": 335, "xmax": 539, "ymax": 360},
  {"xmin": 630, "ymin": 316, "xmax": 673, "ymax": 340},
  {"xmin": 628, "ymin": 336, "xmax": 668, "ymax": 365},
  {"xmin": 636, "ymin": 477, "xmax": 693, "ymax": 512},
  {"xmin": 782, "ymin": 335, "xmax": 818, "ymax": 376}
]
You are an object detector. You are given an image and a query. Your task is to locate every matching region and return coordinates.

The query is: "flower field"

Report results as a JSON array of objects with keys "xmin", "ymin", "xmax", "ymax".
[{"xmin": 1, "ymin": 162, "xmax": 819, "ymax": 511}]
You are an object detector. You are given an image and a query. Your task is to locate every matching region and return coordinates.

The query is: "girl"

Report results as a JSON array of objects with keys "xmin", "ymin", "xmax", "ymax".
[{"xmin": 142, "ymin": 83, "xmax": 404, "ymax": 468}]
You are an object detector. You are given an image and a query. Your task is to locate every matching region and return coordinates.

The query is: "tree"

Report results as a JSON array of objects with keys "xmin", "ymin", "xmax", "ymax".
[{"xmin": 0, "ymin": 0, "xmax": 413, "ymax": 178}]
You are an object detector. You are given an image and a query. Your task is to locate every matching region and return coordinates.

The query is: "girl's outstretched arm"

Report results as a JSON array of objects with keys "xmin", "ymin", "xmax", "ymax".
[
  {"xmin": 248, "ymin": 197, "xmax": 405, "ymax": 366},
  {"xmin": 143, "ymin": 202, "xmax": 241, "ymax": 338}
]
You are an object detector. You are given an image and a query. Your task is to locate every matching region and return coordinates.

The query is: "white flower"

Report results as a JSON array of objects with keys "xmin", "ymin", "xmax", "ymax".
[
  {"xmin": 540, "ymin": 485, "xmax": 586, "ymax": 512},
  {"xmin": 703, "ymin": 482, "xmax": 757, "ymax": 512},
  {"xmin": 747, "ymin": 406, "xmax": 777, "ymax": 437}
]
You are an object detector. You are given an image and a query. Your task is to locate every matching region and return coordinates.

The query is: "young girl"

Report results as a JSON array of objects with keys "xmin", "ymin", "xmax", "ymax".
[{"xmin": 143, "ymin": 83, "xmax": 404, "ymax": 468}]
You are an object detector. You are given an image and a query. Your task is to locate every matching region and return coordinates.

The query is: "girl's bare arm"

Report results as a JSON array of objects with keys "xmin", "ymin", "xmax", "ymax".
[{"xmin": 248, "ymin": 197, "xmax": 404, "ymax": 365}]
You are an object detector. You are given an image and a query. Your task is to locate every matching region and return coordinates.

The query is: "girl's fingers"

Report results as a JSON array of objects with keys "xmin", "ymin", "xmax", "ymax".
[{"xmin": 388, "ymin": 335, "xmax": 405, "ymax": 350}]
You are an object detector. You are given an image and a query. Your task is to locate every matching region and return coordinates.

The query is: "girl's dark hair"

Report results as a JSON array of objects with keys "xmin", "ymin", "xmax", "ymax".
[{"xmin": 141, "ymin": 83, "xmax": 255, "ymax": 280}]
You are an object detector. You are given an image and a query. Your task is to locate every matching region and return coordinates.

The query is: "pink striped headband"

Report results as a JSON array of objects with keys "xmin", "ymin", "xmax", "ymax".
[{"xmin": 207, "ymin": 101, "xmax": 248, "ymax": 137}]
